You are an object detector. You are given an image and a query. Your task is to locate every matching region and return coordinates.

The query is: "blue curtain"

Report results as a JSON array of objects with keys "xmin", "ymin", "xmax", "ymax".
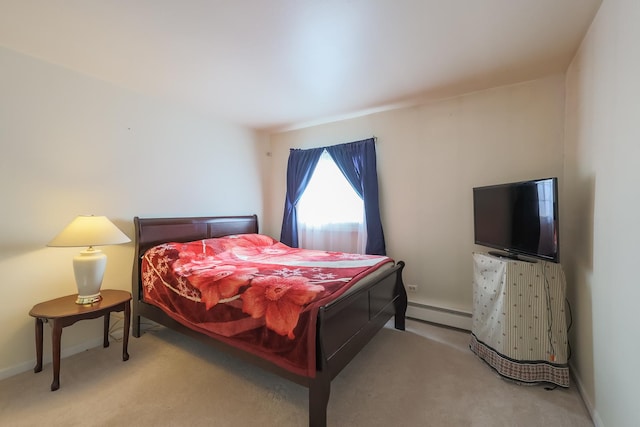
[
  {"xmin": 279, "ymin": 147, "xmax": 324, "ymax": 248},
  {"xmin": 326, "ymin": 139, "xmax": 386, "ymax": 255},
  {"xmin": 279, "ymin": 138, "xmax": 386, "ymax": 255}
]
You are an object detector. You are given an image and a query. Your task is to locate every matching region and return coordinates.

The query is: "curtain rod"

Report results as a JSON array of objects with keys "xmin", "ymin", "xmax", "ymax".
[{"xmin": 289, "ymin": 137, "xmax": 377, "ymax": 152}]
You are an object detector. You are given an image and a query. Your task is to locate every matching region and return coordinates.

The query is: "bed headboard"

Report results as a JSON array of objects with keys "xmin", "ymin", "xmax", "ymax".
[
  {"xmin": 132, "ymin": 215, "xmax": 259, "ymax": 303},
  {"xmin": 134, "ymin": 215, "xmax": 259, "ymax": 256}
]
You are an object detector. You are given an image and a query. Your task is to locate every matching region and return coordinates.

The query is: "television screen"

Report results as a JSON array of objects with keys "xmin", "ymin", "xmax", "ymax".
[{"xmin": 473, "ymin": 177, "xmax": 559, "ymax": 262}]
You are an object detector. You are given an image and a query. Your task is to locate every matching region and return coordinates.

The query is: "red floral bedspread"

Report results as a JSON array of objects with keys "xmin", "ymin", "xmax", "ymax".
[{"xmin": 141, "ymin": 234, "xmax": 393, "ymax": 377}]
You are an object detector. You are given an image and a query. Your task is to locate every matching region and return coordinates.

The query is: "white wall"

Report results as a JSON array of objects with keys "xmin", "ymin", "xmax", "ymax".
[
  {"xmin": 264, "ymin": 75, "xmax": 566, "ymax": 326},
  {"xmin": 564, "ymin": 0, "xmax": 640, "ymax": 425},
  {"xmin": 0, "ymin": 47, "xmax": 265, "ymax": 378}
]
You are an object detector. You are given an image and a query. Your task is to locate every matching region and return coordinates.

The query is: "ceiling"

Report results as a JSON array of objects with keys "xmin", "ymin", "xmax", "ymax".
[{"xmin": 0, "ymin": 0, "xmax": 601, "ymax": 132}]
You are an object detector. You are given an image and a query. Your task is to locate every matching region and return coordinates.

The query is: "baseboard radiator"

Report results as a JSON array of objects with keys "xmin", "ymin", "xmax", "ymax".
[{"xmin": 406, "ymin": 301, "xmax": 472, "ymax": 331}]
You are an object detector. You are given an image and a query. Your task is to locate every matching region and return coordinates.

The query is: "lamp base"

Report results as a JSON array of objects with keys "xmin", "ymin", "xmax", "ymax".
[
  {"xmin": 73, "ymin": 247, "xmax": 107, "ymax": 305},
  {"xmin": 75, "ymin": 293, "xmax": 102, "ymax": 305}
]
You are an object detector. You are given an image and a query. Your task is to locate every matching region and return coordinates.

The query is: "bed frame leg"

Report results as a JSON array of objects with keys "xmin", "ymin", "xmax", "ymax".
[
  {"xmin": 309, "ymin": 374, "xmax": 330, "ymax": 427},
  {"xmin": 132, "ymin": 312, "xmax": 141, "ymax": 338},
  {"xmin": 394, "ymin": 261, "xmax": 408, "ymax": 331}
]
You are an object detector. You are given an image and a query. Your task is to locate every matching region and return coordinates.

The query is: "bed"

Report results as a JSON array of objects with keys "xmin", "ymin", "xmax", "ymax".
[{"xmin": 131, "ymin": 215, "xmax": 407, "ymax": 427}]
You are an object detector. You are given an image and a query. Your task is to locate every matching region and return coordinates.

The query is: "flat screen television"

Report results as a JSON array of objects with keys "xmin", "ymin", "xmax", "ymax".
[{"xmin": 473, "ymin": 177, "xmax": 559, "ymax": 263}]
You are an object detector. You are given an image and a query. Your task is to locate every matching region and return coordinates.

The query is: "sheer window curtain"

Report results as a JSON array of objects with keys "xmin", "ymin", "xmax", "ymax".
[
  {"xmin": 296, "ymin": 150, "xmax": 367, "ymax": 254},
  {"xmin": 279, "ymin": 138, "xmax": 386, "ymax": 255}
]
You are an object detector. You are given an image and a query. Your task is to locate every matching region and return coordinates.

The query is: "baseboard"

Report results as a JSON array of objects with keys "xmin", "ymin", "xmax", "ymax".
[
  {"xmin": 0, "ymin": 336, "xmax": 103, "ymax": 381},
  {"xmin": 569, "ymin": 361, "xmax": 603, "ymax": 427},
  {"xmin": 406, "ymin": 301, "xmax": 472, "ymax": 331}
]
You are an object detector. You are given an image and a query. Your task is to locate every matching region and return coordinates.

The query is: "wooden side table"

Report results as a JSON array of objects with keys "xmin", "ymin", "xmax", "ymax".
[{"xmin": 29, "ymin": 289, "xmax": 131, "ymax": 391}]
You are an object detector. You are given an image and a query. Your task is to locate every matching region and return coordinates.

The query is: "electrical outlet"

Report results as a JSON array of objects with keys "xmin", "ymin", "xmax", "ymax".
[{"xmin": 407, "ymin": 284, "xmax": 418, "ymax": 292}]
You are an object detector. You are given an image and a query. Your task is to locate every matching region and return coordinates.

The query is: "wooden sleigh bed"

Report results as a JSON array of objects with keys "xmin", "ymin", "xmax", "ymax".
[{"xmin": 131, "ymin": 215, "xmax": 407, "ymax": 427}]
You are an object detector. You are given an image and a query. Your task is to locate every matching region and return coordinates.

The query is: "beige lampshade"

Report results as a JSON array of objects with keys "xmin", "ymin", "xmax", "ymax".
[
  {"xmin": 48, "ymin": 215, "xmax": 130, "ymax": 248},
  {"xmin": 48, "ymin": 215, "xmax": 130, "ymax": 304}
]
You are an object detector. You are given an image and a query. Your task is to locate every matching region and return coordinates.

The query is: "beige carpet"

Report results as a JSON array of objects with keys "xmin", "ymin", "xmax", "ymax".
[{"xmin": 0, "ymin": 319, "xmax": 592, "ymax": 427}]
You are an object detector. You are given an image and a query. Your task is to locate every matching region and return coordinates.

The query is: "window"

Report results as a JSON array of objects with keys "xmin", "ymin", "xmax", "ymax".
[
  {"xmin": 280, "ymin": 138, "xmax": 385, "ymax": 255},
  {"xmin": 296, "ymin": 150, "xmax": 366, "ymax": 253}
]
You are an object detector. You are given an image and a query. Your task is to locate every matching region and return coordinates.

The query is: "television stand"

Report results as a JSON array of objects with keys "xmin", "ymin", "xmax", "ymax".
[{"xmin": 470, "ymin": 252, "xmax": 569, "ymax": 387}]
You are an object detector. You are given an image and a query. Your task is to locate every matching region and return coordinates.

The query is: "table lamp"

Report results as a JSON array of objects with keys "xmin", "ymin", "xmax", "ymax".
[{"xmin": 48, "ymin": 215, "xmax": 131, "ymax": 304}]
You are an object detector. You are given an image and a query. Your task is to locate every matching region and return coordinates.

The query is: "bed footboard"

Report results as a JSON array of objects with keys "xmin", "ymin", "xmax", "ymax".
[{"xmin": 310, "ymin": 261, "xmax": 406, "ymax": 427}]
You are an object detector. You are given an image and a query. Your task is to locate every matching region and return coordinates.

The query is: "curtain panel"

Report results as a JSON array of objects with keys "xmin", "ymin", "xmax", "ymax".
[
  {"xmin": 279, "ymin": 147, "xmax": 324, "ymax": 248},
  {"xmin": 279, "ymin": 138, "xmax": 386, "ymax": 255}
]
